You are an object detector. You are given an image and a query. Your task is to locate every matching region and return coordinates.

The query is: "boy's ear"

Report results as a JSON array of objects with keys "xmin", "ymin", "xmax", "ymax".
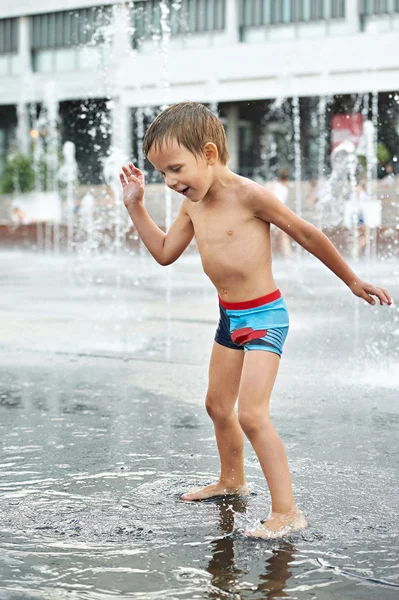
[{"xmin": 203, "ymin": 142, "xmax": 218, "ymax": 165}]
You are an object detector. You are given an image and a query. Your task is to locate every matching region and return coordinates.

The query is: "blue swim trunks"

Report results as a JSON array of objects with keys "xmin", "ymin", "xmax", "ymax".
[{"xmin": 214, "ymin": 289, "xmax": 289, "ymax": 357}]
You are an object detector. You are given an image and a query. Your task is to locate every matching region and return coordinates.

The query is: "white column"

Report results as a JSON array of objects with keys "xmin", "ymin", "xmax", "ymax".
[
  {"xmin": 16, "ymin": 16, "xmax": 32, "ymax": 155},
  {"xmin": 226, "ymin": 104, "xmax": 239, "ymax": 172},
  {"xmin": 18, "ymin": 16, "xmax": 31, "ymax": 74},
  {"xmin": 111, "ymin": 4, "xmax": 132, "ymax": 159},
  {"xmin": 112, "ymin": 4, "xmax": 131, "ymax": 64},
  {"xmin": 225, "ymin": 0, "xmax": 240, "ymax": 45},
  {"xmin": 16, "ymin": 103, "xmax": 30, "ymax": 155},
  {"xmin": 111, "ymin": 101, "xmax": 132, "ymax": 160},
  {"xmin": 345, "ymin": 0, "xmax": 360, "ymax": 34}
]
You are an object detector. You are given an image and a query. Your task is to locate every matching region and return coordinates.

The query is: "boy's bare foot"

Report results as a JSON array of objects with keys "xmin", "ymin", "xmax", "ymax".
[
  {"xmin": 245, "ymin": 507, "xmax": 307, "ymax": 539},
  {"xmin": 181, "ymin": 482, "xmax": 249, "ymax": 501}
]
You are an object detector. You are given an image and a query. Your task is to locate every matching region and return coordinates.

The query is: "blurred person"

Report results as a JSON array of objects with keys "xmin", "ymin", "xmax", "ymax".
[
  {"xmin": 305, "ymin": 176, "xmax": 328, "ymax": 207},
  {"xmin": 119, "ymin": 102, "xmax": 392, "ymax": 539},
  {"xmin": 269, "ymin": 168, "xmax": 292, "ymax": 258},
  {"xmin": 381, "ymin": 162, "xmax": 397, "ymax": 190},
  {"xmin": 354, "ymin": 180, "xmax": 368, "ymax": 256}
]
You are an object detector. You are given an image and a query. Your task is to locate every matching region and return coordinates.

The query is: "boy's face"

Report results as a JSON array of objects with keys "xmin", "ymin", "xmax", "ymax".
[{"xmin": 147, "ymin": 139, "xmax": 212, "ymax": 203}]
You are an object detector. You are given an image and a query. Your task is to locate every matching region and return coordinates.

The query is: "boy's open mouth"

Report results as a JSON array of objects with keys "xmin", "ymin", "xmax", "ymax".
[{"xmin": 181, "ymin": 187, "xmax": 189, "ymax": 196}]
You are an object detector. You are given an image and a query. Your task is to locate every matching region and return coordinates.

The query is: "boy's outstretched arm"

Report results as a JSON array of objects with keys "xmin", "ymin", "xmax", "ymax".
[
  {"xmin": 120, "ymin": 163, "xmax": 194, "ymax": 266},
  {"xmin": 252, "ymin": 188, "xmax": 392, "ymax": 306}
]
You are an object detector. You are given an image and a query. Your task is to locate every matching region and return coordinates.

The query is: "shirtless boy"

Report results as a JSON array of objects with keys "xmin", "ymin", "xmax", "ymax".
[{"xmin": 119, "ymin": 102, "xmax": 391, "ymax": 539}]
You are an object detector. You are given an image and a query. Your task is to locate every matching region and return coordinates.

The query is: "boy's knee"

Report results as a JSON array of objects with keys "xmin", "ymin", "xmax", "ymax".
[
  {"xmin": 238, "ymin": 408, "xmax": 268, "ymax": 437},
  {"xmin": 205, "ymin": 393, "xmax": 233, "ymax": 424}
]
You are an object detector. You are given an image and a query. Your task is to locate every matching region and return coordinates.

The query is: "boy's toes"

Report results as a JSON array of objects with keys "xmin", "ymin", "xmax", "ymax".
[
  {"xmin": 245, "ymin": 510, "xmax": 307, "ymax": 539},
  {"xmin": 181, "ymin": 491, "xmax": 198, "ymax": 501},
  {"xmin": 181, "ymin": 483, "xmax": 249, "ymax": 502}
]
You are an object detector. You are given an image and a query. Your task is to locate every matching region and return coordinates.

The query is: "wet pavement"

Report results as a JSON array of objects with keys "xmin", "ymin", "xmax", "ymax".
[{"xmin": 0, "ymin": 250, "xmax": 398, "ymax": 599}]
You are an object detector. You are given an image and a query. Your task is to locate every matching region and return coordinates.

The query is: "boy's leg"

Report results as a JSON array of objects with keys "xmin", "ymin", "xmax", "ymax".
[
  {"xmin": 237, "ymin": 350, "xmax": 306, "ymax": 535},
  {"xmin": 181, "ymin": 341, "xmax": 247, "ymax": 501}
]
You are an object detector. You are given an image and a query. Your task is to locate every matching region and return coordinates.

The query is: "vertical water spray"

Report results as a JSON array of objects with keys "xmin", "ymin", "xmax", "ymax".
[
  {"xmin": 371, "ymin": 91, "xmax": 379, "ymax": 262},
  {"xmin": 292, "ymin": 96, "xmax": 302, "ymax": 222},
  {"xmin": 29, "ymin": 103, "xmax": 44, "ymax": 250},
  {"xmin": 348, "ymin": 152, "xmax": 359, "ymax": 261},
  {"xmin": 136, "ymin": 107, "xmax": 145, "ymax": 175},
  {"xmin": 259, "ymin": 113, "xmax": 268, "ymax": 182},
  {"xmin": 58, "ymin": 141, "xmax": 78, "ymax": 254},
  {"xmin": 43, "ymin": 82, "xmax": 60, "ymax": 253},
  {"xmin": 160, "ymin": 0, "xmax": 173, "ymax": 234},
  {"xmin": 317, "ymin": 96, "xmax": 327, "ymax": 229},
  {"xmin": 160, "ymin": 0, "xmax": 171, "ymax": 108},
  {"xmin": 160, "ymin": 0, "xmax": 173, "ymax": 361},
  {"xmin": 209, "ymin": 70, "xmax": 219, "ymax": 117},
  {"xmin": 136, "ymin": 106, "xmax": 147, "ymax": 259}
]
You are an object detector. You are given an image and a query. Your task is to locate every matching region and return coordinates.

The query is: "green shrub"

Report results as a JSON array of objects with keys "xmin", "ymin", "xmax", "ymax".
[
  {"xmin": 377, "ymin": 142, "xmax": 391, "ymax": 166},
  {"xmin": 1, "ymin": 152, "xmax": 35, "ymax": 194}
]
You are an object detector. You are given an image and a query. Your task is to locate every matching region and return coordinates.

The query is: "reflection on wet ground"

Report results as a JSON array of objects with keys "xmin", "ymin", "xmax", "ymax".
[{"xmin": 0, "ymin": 251, "xmax": 398, "ymax": 599}]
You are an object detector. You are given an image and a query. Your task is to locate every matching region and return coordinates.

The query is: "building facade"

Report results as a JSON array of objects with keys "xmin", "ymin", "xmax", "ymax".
[{"xmin": 0, "ymin": 0, "xmax": 398, "ymax": 183}]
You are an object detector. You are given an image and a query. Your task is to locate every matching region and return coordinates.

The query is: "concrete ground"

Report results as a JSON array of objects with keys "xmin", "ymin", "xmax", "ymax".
[{"xmin": 0, "ymin": 250, "xmax": 398, "ymax": 599}]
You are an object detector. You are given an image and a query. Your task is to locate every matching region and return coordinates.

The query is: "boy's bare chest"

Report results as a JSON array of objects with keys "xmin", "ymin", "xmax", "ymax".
[{"xmin": 190, "ymin": 204, "xmax": 254, "ymax": 246}]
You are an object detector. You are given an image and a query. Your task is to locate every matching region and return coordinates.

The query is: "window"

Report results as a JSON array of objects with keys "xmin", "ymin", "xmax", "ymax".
[
  {"xmin": 359, "ymin": 0, "xmax": 396, "ymax": 14},
  {"xmin": 30, "ymin": 6, "xmax": 112, "ymax": 51},
  {"xmin": 131, "ymin": 0, "xmax": 225, "ymax": 45},
  {"xmin": 31, "ymin": 6, "xmax": 112, "ymax": 73},
  {"xmin": 330, "ymin": 0, "xmax": 345, "ymax": 18},
  {"xmin": 0, "ymin": 18, "xmax": 18, "ymax": 54},
  {"xmin": 241, "ymin": 0, "xmax": 344, "ymax": 27}
]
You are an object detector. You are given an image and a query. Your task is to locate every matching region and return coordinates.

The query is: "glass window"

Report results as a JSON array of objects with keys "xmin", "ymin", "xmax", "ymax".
[
  {"xmin": 374, "ymin": 0, "xmax": 391, "ymax": 13},
  {"xmin": 310, "ymin": 0, "xmax": 325, "ymax": 19},
  {"xmin": 197, "ymin": 0, "xmax": 207, "ymax": 31},
  {"xmin": 77, "ymin": 46, "xmax": 100, "ymax": 70},
  {"xmin": 0, "ymin": 55, "xmax": 10, "ymax": 76},
  {"xmin": 302, "ymin": 0, "xmax": 311, "ymax": 20},
  {"xmin": 30, "ymin": 6, "xmax": 111, "ymax": 51},
  {"xmin": 241, "ymin": 0, "xmax": 340, "ymax": 26},
  {"xmin": 41, "ymin": 14, "xmax": 49, "ymax": 48},
  {"xmin": 281, "ymin": 0, "xmax": 291, "ymax": 23},
  {"xmin": 54, "ymin": 48, "xmax": 76, "ymax": 72},
  {"xmin": 375, "ymin": 0, "xmax": 388, "ymax": 12},
  {"xmin": 48, "ymin": 13, "xmax": 56, "ymax": 48},
  {"xmin": 331, "ymin": 0, "xmax": 344, "ymax": 18},
  {"xmin": 131, "ymin": 0, "xmax": 225, "ymax": 44},
  {"xmin": 70, "ymin": 13, "xmax": 80, "ymax": 46},
  {"xmin": 32, "ymin": 49, "xmax": 53, "ymax": 73},
  {"xmin": 187, "ymin": 0, "xmax": 197, "ymax": 31},
  {"xmin": 0, "ymin": 18, "xmax": 18, "ymax": 54},
  {"xmin": 270, "ymin": 0, "xmax": 280, "ymax": 23}
]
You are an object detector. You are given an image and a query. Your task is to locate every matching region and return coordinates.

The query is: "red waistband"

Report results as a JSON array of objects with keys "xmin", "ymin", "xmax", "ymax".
[{"xmin": 218, "ymin": 289, "xmax": 281, "ymax": 310}]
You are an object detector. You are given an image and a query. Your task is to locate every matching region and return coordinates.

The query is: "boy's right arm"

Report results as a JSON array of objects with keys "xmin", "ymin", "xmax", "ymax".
[{"xmin": 120, "ymin": 163, "xmax": 194, "ymax": 266}]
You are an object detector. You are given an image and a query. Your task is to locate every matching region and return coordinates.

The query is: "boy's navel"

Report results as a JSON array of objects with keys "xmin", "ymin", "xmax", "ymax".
[{"xmin": 227, "ymin": 230, "xmax": 233, "ymax": 235}]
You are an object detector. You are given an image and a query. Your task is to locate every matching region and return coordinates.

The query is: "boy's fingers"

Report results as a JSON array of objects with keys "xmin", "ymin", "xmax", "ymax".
[
  {"xmin": 364, "ymin": 293, "xmax": 375, "ymax": 305},
  {"xmin": 379, "ymin": 287, "xmax": 392, "ymax": 305},
  {"xmin": 119, "ymin": 172, "xmax": 126, "ymax": 186},
  {"xmin": 122, "ymin": 165, "xmax": 137, "ymax": 180},
  {"xmin": 372, "ymin": 287, "xmax": 389, "ymax": 305},
  {"xmin": 366, "ymin": 286, "xmax": 391, "ymax": 306},
  {"xmin": 129, "ymin": 162, "xmax": 141, "ymax": 174}
]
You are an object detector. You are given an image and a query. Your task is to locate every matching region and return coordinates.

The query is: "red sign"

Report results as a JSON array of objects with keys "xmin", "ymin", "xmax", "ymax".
[{"xmin": 331, "ymin": 114, "xmax": 363, "ymax": 151}]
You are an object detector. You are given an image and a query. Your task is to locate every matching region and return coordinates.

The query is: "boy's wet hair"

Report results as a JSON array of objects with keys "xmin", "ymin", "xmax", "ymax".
[{"xmin": 143, "ymin": 102, "xmax": 230, "ymax": 165}]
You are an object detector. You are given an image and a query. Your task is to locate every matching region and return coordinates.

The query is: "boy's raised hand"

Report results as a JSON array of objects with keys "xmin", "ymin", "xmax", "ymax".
[
  {"xmin": 349, "ymin": 279, "xmax": 392, "ymax": 306},
  {"xmin": 119, "ymin": 163, "xmax": 145, "ymax": 209}
]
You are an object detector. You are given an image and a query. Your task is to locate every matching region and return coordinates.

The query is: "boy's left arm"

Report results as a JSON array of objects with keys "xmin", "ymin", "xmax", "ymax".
[{"xmin": 252, "ymin": 188, "xmax": 392, "ymax": 306}]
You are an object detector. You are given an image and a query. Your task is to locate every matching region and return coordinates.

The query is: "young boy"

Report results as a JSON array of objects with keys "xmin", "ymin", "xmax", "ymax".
[{"xmin": 119, "ymin": 102, "xmax": 391, "ymax": 539}]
